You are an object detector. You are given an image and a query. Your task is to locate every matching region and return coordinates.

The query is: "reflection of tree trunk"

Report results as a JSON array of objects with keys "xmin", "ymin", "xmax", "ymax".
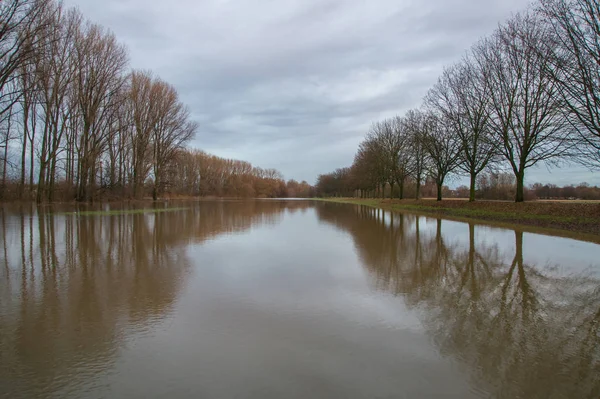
[
  {"xmin": 414, "ymin": 217, "xmax": 421, "ymax": 265},
  {"xmin": 38, "ymin": 209, "xmax": 47, "ymax": 272},
  {"xmin": 500, "ymin": 231, "xmax": 536, "ymax": 319},
  {"xmin": 19, "ymin": 211, "xmax": 28, "ymax": 318},
  {"xmin": 459, "ymin": 223, "xmax": 480, "ymax": 299},
  {"xmin": 468, "ymin": 223, "xmax": 475, "ymax": 267},
  {"xmin": 49, "ymin": 216, "xmax": 58, "ymax": 270},
  {"xmin": 29, "ymin": 206, "xmax": 35, "ymax": 282}
]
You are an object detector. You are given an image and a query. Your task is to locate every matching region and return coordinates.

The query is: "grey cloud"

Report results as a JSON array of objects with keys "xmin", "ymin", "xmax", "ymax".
[{"xmin": 63, "ymin": 0, "xmax": 599, "ymax": 185}]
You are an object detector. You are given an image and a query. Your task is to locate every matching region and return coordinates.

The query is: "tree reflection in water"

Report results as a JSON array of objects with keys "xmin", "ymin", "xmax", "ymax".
[
  {"xmin": 0, "ymin": 200, "xmax": 307, "ymax": 398},
  {"xmin": 317, "ymin": 203, "xmax": 600, "ymax": 399}
]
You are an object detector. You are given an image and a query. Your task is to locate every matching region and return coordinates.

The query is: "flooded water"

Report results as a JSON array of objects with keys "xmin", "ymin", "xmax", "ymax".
[{"xmin": 0, "ymin": 200, "xmax": 599, "ymax": 398}]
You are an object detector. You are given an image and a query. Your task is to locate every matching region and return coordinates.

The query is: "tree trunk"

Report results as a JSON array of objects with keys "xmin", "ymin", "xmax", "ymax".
[
  {"xmin": 20, "ymin": 110, "xmax": 28, "ymax": 198},
  {"xmin": 415, "ymin": 176, "xmax": 421, "ymax": 200},
  {"xmin": 397, "ymin": 179, "xmax": 404, "ymax": 199},
  {"xmin": 48, "ymin": 157, "xmax": 56, "ymax": 202},
  {"xmin": 469, "ymin": 173, "xmax": 476, "ymax": 202},
  {"xmin": 436, "ymin": 181, "xmax": 443, "ymax": 201},
  {"xmin": 515, "ymin": 171, "xmax": 525, "ymax": 203},
  {"xmin": 1, "ymin": 144, "xmax": 8, "ymax": 196},
  {"xmin": 90, "ymin": 162, "xmax": 96, "ymax": 203}
]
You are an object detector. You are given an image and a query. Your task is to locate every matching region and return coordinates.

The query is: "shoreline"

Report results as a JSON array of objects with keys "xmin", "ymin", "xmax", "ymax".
[{"xmin": 316, "ymin": 197, "xmax": 600, "ymax": 244}]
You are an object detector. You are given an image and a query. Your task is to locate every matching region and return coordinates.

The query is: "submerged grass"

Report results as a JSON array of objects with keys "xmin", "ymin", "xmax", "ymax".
[{"xmin": 60, "ymin": 207, "xmax": 189, "ymax": 216}]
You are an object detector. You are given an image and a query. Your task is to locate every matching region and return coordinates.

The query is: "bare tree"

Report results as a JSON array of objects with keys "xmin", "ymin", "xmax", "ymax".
[
  {"xmin": 540, "ymin": 0, "xmax": 600, "ymax": 168},
  {"xmin": 426, "ymin": 56, "xmax": 497, "ymax": 202},
  {"xmin": 74, "ymin": 22, "xmax": 128, "ymax": 202},
  {"xmin": 405, "ymin": 109, "xmax": 427, "ymax": 199},
  {"xmin": 360, "ymin": 126, "xmax": 390, "ymax": 198},
  {"xmin": 151, "ymin": 79, "xmax": 196, "ymax": 199},
  {"xmin": 0, "ymin": 104, "xmax": 16, "ymax": 196},
  {"xmin": 351, "ymin": 134, "xmax": 383, "ymax": 198},
  {"xmin": 421, "ymin": 113, "xmax": 461, "ymax": 201},
  {"xmin": 129, "ymin": 70, "xmax": 158, "ymax": 199},
  {"xmin": 0, "ymin": 0, "xmax": 50, "ymax": 120},
  {"xmin": 391, "ymin": 116, "xmax": 415, "ymax": 199},
  {"xmin": 33, "ymin": 5, "xmax": 81, "ymax": 202},
  {"xmin": 370, "ymin": 119, "xmax": 399, "ymax": 198},
  {"xmin": 475, "ymin": 13, "xmax": 570, "ymax": 202}
]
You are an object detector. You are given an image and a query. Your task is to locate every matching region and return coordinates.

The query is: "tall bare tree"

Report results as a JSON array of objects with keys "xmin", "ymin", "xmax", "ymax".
[
  {"xmin": 405, "ymin": 109, "xmax": 427, "ymax": 199},
  {"xmin": 129, "ymin": 70, "xmax": 159, "ymax": 199},
  {"xmin": 540, "ymin": 0, "xmax": 600, "ymax": 168},
  {"xmin": 151, "ymin": 79, "xmax": 196, "ymax": 200},
  {"xmin": 391, "ymin": 116, "xmax": 415, "ymax": 199},
  {"xmin": 74, "ymin": 22, "xmax": 127, "ymax": 202},
  {"xmin": 421, "ymin": 113, "xmax": 461, "ymax": 201},
  {"xmin": 426, "ymin": 56, "xmax": 497, "ymax": 202},
  {"xmin": 0, "ymin": 0, "xmax": 50, "ymax": 120},
  {"xmin": 475, "ymin": 12, "xmax": 570, "ymax": 202},
  {"xmin": 33, "ymin": 5, "xmax": 80, "ymax": 202}
]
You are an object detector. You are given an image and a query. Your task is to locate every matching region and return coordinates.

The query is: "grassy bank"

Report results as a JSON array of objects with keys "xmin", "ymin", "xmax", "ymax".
[{"xmin": 317, "ymin": 197, "xmax": 600, "ymax": 241}]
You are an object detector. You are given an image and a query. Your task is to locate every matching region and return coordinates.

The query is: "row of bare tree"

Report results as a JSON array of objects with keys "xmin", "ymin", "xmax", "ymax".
[
  {"xmin": 0, "ymin": 0, "xmax": 202, "ymax": 202},
  {"xmin": 318, "ymin": 0, "xmax": 600, "ymax": 202}
]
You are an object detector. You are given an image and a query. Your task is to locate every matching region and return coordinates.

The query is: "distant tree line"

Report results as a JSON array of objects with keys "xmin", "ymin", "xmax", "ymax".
[
  {"xmin": 165, "ymin": 149, "xmax": 313, "ymax": 198},
  {"xmin": 0, "ymin": 0, "xmax": 307, "ymax": 202},
  {"xmin": 457, "ymin": 172, "xmax": 600, "ymax": 200},
  {"xmin": 317, "ymin": 0, "xmax": 600, "ymax": 202}
]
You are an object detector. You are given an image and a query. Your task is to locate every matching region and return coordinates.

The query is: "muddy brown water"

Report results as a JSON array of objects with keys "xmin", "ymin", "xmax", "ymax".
[{"xmin": 0, "ymin": 200, "xmax": 599, "ymax": 398}]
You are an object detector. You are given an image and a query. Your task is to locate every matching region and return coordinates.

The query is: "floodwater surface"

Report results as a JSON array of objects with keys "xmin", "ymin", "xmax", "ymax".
[{"xmin": 0, "ymin": 200, "xmax": 599, "ymax": 398}]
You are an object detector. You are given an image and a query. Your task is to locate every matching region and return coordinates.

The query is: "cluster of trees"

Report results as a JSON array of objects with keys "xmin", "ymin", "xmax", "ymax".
[
  {"xmin": 318, "ymin": 0, "xmax": 600, "ymax": 202},
  {"xmin": 0, "ymin": 0, "xmax": 306, "ymax": 202},
  {"xmin": 315, "ymin": 165, "xmax": 450, "ymax": 199},
  {"xmin": 530, "ymin": 181, "xmax": 600, "ymax": 200},
  {"xmin": 165, "ymin": 149, "xmax": 313, "ymax": 198},
  {"xmin": 0, "ymin": 0, "xmax": 199, "ymax": 202}
]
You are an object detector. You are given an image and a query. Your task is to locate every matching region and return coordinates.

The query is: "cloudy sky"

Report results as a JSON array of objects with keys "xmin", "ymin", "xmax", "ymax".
[{"xmin": 65, "ymin": 0, "xmax": 598, "ymax": 186}]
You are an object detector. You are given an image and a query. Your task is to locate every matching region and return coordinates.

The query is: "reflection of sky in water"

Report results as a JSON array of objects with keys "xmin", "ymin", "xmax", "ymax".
[
  {"xmin": 106, "ymin": 207, "xmax": 469, "ymax": 398},
  {"xmin": 2, "ymin": 201, "xmax": 599, "ymax": 399},
  {"xmin": 185, "ymin": 208, "xmax": 424, "ymax": 331}
]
